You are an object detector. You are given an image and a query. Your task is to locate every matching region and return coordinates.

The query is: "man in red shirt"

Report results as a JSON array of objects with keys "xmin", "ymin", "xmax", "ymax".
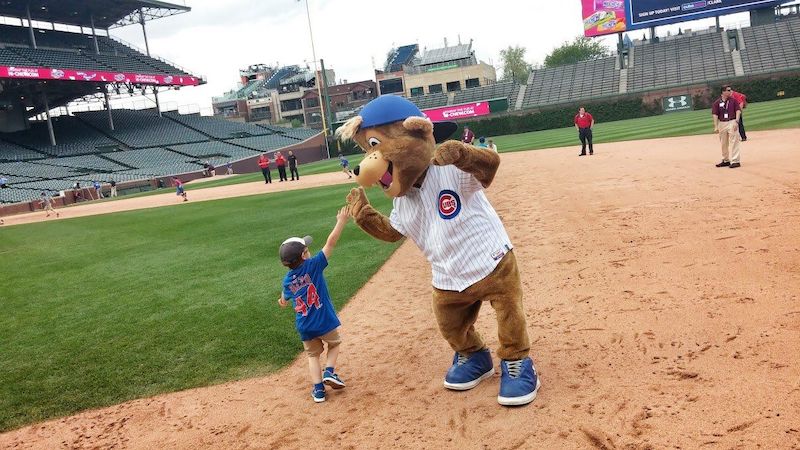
[
  {"xmin": 574, "ymin": 107, "xmax": 594, "ymax": 156},
  {"xmin": 711, "ymin": 85, "xmax": 742, "ymax": 168},
  {"xmin": 275, "ymin": 151, "xmax": 288, "ymax": 182},
  {"xmin": 730, "ymin": 89, "xmax": 747, "ymax": 141},
  {"xmin": 257, "ymin": 153, "xmax": 272, "ymax": 184}
]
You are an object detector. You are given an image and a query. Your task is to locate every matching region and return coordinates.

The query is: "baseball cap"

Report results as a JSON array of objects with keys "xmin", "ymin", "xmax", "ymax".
[
  {"xmin": 279, "ymin": 235, "xmax": 313, "ymax": 265},
  {"xmin": 358, "ymin": 95, "xmax": 457, "ymax": 143}
]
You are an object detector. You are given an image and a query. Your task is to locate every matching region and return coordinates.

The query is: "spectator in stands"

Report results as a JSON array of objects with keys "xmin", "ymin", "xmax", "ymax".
[
  {"xmin": 275, "ymin": 152, "xmax": 288, "ymax": 182},
  {"xmin": 487, "ymin": 139, "xmax": 498, "ymax": 153},
  {"xmin": 462, "ymin": 126, "xmax": 475, "ymax": 145},
  {"xmin": 574, "ymin": 106, "xmax": 595, "ymax": 156},
  {"xmin": 0, "ymin": 176, "xmax": 8, "ymax": 188},
  {"xmin": 712, "ymin": 85, "xmax": 743, "ymax": 169},
  {"xmin": 93, "ymin": 180, "xmax": 104, "ymax": 199},
  {"xmin": 258, "ymin": 153, "xmax": 272, "ymax": 184},
  {"xmin": 226, "ymin": 161, "xmax": 234, "ymax": 175},
  {"xmin": 731, "ymin": 89, "xmax": 748, "ymax": 141},
  {"xmin": 476, "ymin": 137, "xmax": 488, "ymax": 148},
  {"xmin": 173, "ymin": 177, "xmax": 188, "ymax": 202},
  {"xmin": 40, "ymin": 192, "xmax": 59, "ymax": 218},
  {"xmin": 109, "ymin": 179, "xmax": 117, "ymax": 197},
  {"xmin": 338, "ymin": 154, "xmax": 354, "ymax": 179},
  {"xmin": 288, "ymin": 151, "xmax": 300, "ymax": 181}
]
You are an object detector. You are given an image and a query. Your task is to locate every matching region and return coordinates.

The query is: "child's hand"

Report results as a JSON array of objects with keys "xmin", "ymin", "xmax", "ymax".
[
  {"xmin": 336, "ymin": 206, "xmax": 349, "ymax": 224},
  {"xmin": 278, "ymin": 296, "xmax": 288, "ymax": 308}
]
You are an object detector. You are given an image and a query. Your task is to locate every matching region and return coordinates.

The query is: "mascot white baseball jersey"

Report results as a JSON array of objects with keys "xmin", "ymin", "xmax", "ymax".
[{"xmin": 390, "ymin": 164, "xmax": 513, "ymax": 292}]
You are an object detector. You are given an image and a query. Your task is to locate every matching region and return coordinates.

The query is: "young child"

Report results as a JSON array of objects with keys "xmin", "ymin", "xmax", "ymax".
[
  {"xmin": 338, "ymin": 154, "xmax": 354, "ymax": 179},
  {"xmin": 278, "ymin": 206, "xmax": 349, "ymax": 403},
  {"xmin": 172, "ymin": 177, "xmax": 187, "ymax": 202}
]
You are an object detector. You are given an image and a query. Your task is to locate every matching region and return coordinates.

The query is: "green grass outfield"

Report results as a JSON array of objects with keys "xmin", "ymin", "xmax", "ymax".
[
  {"xmin": 492, "ymin": 96, "xmax": 800, "ymax": 152},
  {"xmin": 0, "ymin": 185, "xmax": 398, "ymax": 431},
  {"xmin": 106, "ymin": 96, "xmax": 798, "ymax": 199}
]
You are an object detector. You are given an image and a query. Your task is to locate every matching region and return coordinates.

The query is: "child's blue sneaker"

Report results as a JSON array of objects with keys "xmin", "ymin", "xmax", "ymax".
[
  {"xmin": 497, "ymin": 357, "xmax": 541, "ymax": 406},
  {"xmin": 312, "ymin": 385, "xmax": 326, "ymax": 403},
  {"xmin": 322, "ymin": 370, "xmax": 346, "ymax": 389},
  {"xmin": 443, "ymin": 348, "xmax": 494, "ymax": 391}
]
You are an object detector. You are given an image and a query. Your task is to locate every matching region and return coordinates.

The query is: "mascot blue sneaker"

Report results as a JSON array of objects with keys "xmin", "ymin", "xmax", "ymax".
[
  {"xmin": 443, "ymin": 348, "xmax": 494, "ymax": 390},
  {"xmin": 497, "ymin": 357, "xmax": 541, "ymax": 406}
]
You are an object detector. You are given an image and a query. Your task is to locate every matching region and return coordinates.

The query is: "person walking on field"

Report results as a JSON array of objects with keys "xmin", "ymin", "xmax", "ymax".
[
  {"xmin": 574, "ymin": 106, "xmax": 594, "ymax": 156},
  {"xmin": 730, "ymin": 89, "xmax": 748, "ymax": 141},
  {"xmin": 275, "ymin": 151, "xmax": 288, "ymax": 182},
  {"xmin": 40, "ymin": 192, "xmax": 59, "ymax": 218},
  {"xmin": 258, "ymin": 153, "xmax": 272, "ymax": 184},
  {"xmin": 278, "ymin": 207, "xmax": 350, "ymax": 403},
  {"xmin": 288, "ymin": 150, "xmax": 300, "ymax": 181},
  {"xmin": 712, "ymin": 85, "xmax": 743, "ymax": 169}
]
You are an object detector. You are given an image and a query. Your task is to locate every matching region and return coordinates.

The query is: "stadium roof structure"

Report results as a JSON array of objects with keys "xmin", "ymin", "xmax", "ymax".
[
  {"xmin": 418, "ymin": 43, "xmax": 472, "ymax": 66},
  {"xmin": 0, "ymin": 0, "xmax": 190, "ymax": 29}
]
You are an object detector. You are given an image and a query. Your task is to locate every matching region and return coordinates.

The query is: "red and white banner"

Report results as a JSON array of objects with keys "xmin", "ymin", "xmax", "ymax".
[
  {"xmin": 422, "ymin": 101, "xmax": 491, "ymax": 122},
  {"xmin": 0, "ymin": 65, "xmax": 200, "ymax": 86}
]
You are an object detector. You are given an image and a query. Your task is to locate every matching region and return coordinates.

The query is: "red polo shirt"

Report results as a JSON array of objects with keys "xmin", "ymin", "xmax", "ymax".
[
  {"xmin": 574, "ymin": 113, "xmax": 593, "ymax": 128},
  {"xmin": 731, "ymin": 91, "xmax": 747, "ymax": 108}
]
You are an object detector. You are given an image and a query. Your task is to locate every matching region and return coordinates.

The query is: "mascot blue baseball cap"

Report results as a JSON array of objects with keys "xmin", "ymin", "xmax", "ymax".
[{"xmin": 359, "ymin": 95, "xmax": 457, "ymax": 143}]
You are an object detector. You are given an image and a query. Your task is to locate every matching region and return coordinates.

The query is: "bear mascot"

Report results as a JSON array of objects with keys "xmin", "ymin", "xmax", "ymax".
[{"xmin": 336, "ymin": 95, "xmax": 540, "ymax": 406}]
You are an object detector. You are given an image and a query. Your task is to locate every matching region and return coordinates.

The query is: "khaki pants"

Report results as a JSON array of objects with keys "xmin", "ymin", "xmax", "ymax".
[
  {"xmin": 432, "ymin": 250, "xmax": 530, "ymax": 361},
  {"xmin": 303, "ymin": 328, "xmax": 342, "ymax": 358},
  {"xmin": 719, "ymin": 120, "xmax": 741, "ymax": 164}
]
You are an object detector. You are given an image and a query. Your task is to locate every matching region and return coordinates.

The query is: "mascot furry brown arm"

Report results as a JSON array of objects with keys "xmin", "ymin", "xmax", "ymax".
[{"xmin": 336, "ymin": 95, "xmax": 541, "ymax": 407}]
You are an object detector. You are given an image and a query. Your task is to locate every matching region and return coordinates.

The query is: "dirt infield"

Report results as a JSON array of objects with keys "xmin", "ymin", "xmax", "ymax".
[{"xmin": 2, "ymin": 130, "xmax": 799, "ymax": 449}]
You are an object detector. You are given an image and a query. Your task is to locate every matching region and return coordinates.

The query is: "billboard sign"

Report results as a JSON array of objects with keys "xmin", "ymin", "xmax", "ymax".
[
  {"xmin": 662, "ymin": 94, "xmax": 693, "ymax": 112},
  {"xmin": 583, "ymin": 0, "xmax": 786, "ymax": 36},
  {"xmin": 0, "ymin": 66, "xmax": 201, "ymax": 86},
  {"xmin": 628, "ymin": 0, "xmax": 786, "ymax": 29},
  {"xmin": 582, "ymin": 0, "xmax": 628, "ymax": 36},
  {"xmin": 422, "ymin": 101, "xmax": 491, "ymax": 121}
]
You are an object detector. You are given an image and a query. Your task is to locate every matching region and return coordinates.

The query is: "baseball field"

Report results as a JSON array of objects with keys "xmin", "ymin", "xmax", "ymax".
[{"xmin": 1, "ymin": 98, "xmax": 799, "ymax": 448}]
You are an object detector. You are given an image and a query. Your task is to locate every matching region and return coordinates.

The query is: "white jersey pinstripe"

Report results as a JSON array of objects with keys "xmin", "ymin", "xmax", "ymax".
[{"xmin": 390, "ymin": 164, "xmax": 513, "ymax": 292}]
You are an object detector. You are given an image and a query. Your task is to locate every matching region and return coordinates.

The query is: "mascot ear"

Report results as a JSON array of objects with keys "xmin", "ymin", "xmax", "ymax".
[
  {"xmin": 336, "ymin": 116, "xmax": 363, "ymax": 141},
  {"xmin": 402, "ymin": 117, "xmax": 433, "ymax": 136}
]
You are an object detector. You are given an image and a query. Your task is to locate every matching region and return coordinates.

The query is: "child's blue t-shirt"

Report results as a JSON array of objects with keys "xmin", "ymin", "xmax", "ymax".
[
  {"xmin": 282, "ymin": 251, "xmax": 340, "ymax": 341},
  {"xmin": 340, "ymin": 158, "xmax": 348, "ymax": 167}
]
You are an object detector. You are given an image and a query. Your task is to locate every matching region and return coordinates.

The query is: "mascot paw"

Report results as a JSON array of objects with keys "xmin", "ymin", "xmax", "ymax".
[
  {"xmin": 346, "ymin": 187, "xmax": 369, "ymax": 217},
  {"xmin": 432, "ymin": 140, "xmax": 465, "ymax": 166}
]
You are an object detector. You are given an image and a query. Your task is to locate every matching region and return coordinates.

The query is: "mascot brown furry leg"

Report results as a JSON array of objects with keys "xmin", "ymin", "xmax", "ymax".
[{"xmin": 337, "ymin": 95, "xmax": 540, "ymax": 406}]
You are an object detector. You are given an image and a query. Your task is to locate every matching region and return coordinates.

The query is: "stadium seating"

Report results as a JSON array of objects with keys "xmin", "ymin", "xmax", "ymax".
[
  {"xmin": 740, "ymin": 18, "xmax": 800, "ymax": 74},
  {"xmin": 77, "ymin": 110, "xmax": 207, "ymax": 148},
  {"xmin": 167, "ymin": 141, "xmax": 261, "ymax": 160},
  {"xmin": 626, "ymin": 32, "xmax": 734, "ymax": 93},
  {"xmin": 224, "ymin": 135, "xmax": 302, "ymax": 151},
  {"xmin": 3, "ymin": 116, "xmax": 118, "ymax": 157},
  {"xmin": 0, "ymin": 24, "xmax": 192, "ymax": 76},
  {"xmin": 522, "ymin": 57, "xmax": 620, "ymax": 108},
  {"xmin": 452, "ymin": 81, "xmax": 519, "ymax": 105},
  {"xmin": 0, "ymin": 139, "xmax": 47, "ymax": 161},
  {"xmin": 164, "ymin": 112, "xmax": 272, "ymax": 139},
  {"xmin": 408, "ymin": 93, "xmax": 449, "ymax": 110}
]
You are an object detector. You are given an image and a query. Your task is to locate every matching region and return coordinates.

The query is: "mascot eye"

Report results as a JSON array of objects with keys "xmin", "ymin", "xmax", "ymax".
[{"xmin": 367, "ymin": 137, "xmax": 381, "ymax": 148}]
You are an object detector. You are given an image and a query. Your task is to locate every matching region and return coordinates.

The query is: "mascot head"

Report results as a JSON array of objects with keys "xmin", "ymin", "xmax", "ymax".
[{"xmin": 335, "ymin": 95, "xmax": 456, "ymax": 197}]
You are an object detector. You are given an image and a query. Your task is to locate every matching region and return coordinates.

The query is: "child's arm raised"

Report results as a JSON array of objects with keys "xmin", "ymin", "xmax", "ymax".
[{"xmin": 322, "ymin": 206, "xmax": 349, "ymax": 260}]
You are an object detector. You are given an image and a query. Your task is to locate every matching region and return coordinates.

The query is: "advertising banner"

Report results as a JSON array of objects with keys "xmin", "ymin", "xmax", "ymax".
[
  {"xmin": 662, "ymin": 94, "xmax": 694, "ymax": 112},
  {"xmin": 582, "ymin": 0, "xmax": 628, "ymax": 37},
  {"xmin": 627, "ymin": 0, "xmax": 785, "ymax": 29},
  {"xmin": 0, "ymin": 66, "xmax": 200, "ymax": 86},
  {"xmin": 422, "ymin": 101, "xmax": 491, "ymax": 121}
]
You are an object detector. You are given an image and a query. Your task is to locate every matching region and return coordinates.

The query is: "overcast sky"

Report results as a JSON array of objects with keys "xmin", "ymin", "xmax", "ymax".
[{"xmin": 106, "ymin": 0, "xmax": 754, "ymax": 114}]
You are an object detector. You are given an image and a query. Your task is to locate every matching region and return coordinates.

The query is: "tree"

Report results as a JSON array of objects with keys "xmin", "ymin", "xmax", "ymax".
[
  {"xmin": 499, "ymin": 46, "xmax": 532, "ymax": 85},
  {"xmin": 543, "ymin": 37, "xmax": 610, "ymax": 68}
]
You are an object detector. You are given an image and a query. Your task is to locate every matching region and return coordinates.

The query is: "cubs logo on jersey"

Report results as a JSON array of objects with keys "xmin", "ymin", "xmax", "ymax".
[{"xmin": 438, "ymin": 190, "xmax": 461, "ymax": 220}]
